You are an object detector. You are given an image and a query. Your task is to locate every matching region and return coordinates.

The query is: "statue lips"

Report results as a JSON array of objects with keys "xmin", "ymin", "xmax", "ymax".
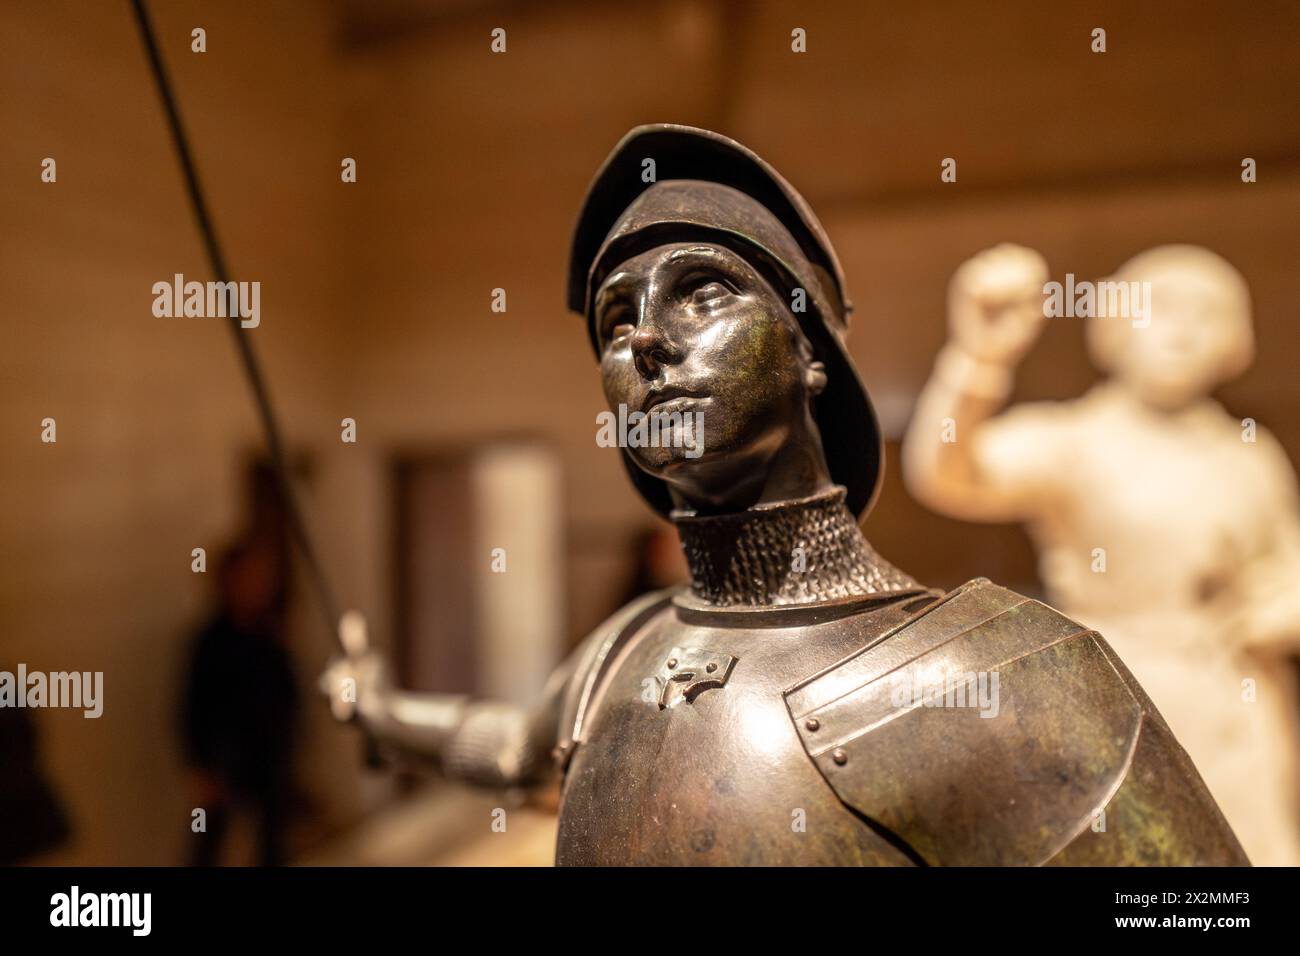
[{"xmin": 641, "ymin": 386, "xmax": 706, "ymax": 415}]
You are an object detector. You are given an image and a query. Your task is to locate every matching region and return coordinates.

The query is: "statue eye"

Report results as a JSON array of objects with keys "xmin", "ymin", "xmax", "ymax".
[
  {"xmin": 689, "ymin": 280, "xmax": 734, "ymax": 305},
  {"xmin": 600, "ymin": 306, "xmax": 635, "ymax": 347}
]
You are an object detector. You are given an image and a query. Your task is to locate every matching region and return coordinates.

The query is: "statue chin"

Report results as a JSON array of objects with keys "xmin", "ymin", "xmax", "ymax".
[
  {"xmin": 1127, "ymin": 377, "xmax": 1208, "ymax": 412},
  {"xmin": 630, "ymin": 442, "xmax": 708, "ymax": 474}
]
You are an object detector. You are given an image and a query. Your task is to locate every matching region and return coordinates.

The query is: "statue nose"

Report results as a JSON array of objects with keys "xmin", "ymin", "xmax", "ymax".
[{"xmin": 631, "ymin": 325, "xmax": 674, "ymax": 379}]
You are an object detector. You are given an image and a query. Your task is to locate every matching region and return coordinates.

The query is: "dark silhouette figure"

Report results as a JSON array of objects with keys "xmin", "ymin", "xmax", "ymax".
[
  {"xmin": 181, "ymin": 536, "xmax": 297, "ymax": 866},
  {"xmin": 0, "ymin": 702, "xmax": 70, "ymax": 863}
]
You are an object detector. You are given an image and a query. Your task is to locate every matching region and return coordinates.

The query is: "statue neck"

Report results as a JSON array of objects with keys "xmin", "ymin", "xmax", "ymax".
[{"xmin": 670, "ymin": 486, "xmax": 920, "ymax": 608}]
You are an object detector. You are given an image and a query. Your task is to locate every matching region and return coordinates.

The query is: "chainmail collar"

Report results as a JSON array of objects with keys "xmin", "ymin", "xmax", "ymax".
[{"xmin": 671, "ymin": 486, "xmax": 920, "ymax": 608}]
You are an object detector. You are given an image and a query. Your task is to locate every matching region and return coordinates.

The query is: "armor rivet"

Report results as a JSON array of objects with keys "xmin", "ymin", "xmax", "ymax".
[
  {"xmin": 805, "ymin": 718, "xmax": 820, "ymax": 732},
  {"xmin": 706, "ymin": 662, "xmax": 717, "ymax": 673},
  {"xmin": 667, "ymin": 658, "xmax": 677, "ymax": 669},
  {"xmin": 832, "ymin": 748, "xmax": 848, "ymax": 766}
]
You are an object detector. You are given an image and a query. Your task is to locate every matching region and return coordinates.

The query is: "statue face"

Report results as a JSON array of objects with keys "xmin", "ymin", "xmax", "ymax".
[
  {"xmin": 594, "ymin": 242, "xmax": 817, "ymax": 499},
  {"xmin": 1116, "ymin": 275, "xmax": 1246, "ymax": 409}
]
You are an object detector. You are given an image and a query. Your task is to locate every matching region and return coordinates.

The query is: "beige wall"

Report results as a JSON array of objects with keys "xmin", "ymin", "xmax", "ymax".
[
  {"xmin": 4, "ymin": 0, "xmax": 1299, "ymax": 863},
  {"xmin": 1, "ymin": 0, "xmax": 352, "ymax": 864}
]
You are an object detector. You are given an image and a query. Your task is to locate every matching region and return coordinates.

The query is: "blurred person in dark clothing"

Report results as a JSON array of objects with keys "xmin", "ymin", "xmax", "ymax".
[
  {"xmin": 0, "ymin": 702, "xmax": 70, "ymax": 863},
  {"xmin": 181, "ymin": 536, "xmax": 297, "ymax": 866}
]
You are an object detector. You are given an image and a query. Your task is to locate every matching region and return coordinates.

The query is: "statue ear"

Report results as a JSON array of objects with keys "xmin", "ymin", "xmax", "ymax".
[{"xmin": 805, "ymin": 359, "xmax": 827, "ymax": 397}]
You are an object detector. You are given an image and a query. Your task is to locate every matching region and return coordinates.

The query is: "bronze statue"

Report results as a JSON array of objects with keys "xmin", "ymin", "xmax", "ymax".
[{"xmin": 322, "ymin": 125, "xmax": 1248, "ymax": 866}]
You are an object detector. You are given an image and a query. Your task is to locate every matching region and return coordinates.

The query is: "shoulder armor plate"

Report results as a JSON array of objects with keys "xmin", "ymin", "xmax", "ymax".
[{"xmin": 785, "ymin": 578, "xmax": 1147, "ymax": 865}]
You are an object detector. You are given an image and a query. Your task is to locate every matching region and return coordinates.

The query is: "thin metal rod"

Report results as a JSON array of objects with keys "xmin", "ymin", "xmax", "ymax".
[{"xmin": 129, "ymin": 0, "xmax": 343, "ymax": 643}]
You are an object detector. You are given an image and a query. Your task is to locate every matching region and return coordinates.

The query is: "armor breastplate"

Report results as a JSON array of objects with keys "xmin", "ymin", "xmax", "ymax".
[
  {"xmin": 554, "ymin": 591, "xmax": 933, "ymax": 865},
  {"xmin": 553, "ymin": 579, "xmax": 1248, "ymax": 866}
]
